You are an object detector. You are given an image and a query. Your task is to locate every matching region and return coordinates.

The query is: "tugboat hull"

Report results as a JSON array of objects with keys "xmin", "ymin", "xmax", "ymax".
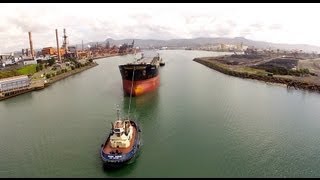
[{"xmin": 100, "ymin": 120, "xmax": 141, "ymax": 169}]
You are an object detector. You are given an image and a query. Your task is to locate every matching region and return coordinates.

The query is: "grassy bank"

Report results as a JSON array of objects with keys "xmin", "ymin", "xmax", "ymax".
[{"xmin": 0, "ymin": 64, "xmax": 37, "ymax": 79}]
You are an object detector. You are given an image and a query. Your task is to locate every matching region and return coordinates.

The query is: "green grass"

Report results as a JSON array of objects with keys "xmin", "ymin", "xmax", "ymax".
[
  {"xmin": 17, "ymin": 64, "xmax": 37, "ymax": 75},
  {"xmin": 0, "ymin": 70, "xmax": 20, "ymax": 79},
  {"xmin": 238, "ymin": 66, "xmax": 267, "ymax": 75},
  {"xmin": 0, "ymin": 64, "xmax": 37, "ymax": 79}
]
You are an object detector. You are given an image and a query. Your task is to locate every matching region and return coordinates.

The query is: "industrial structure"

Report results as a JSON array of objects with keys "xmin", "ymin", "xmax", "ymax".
[
  {"xmin": 28, "ymin": 32, "xmax": 35, "ymax": 59},
  {"xmin": 62, "ymin": 28, "xmax": 68, "ymax": 52},
  {"xmin": 55, "ymin": 29, "xmax": 62, "ymax": 62},
  {"xmin": 0, "ymin": 75, "xmax": 30, "ymax": 97},
  {"xmin": 1, "ymin": 28, "xmax": 137, "ymax": 69}
]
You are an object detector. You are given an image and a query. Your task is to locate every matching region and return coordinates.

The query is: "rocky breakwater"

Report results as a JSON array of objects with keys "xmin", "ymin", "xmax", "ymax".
[{"xmin": 193, "ymin": 57, "xmax": 320, "ymax": 93}]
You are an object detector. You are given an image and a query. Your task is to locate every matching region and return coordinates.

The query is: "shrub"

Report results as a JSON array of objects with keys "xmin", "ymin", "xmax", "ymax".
[{"xmin": 48, "ymin": 58, "xmax": 55, "ymax": 66}]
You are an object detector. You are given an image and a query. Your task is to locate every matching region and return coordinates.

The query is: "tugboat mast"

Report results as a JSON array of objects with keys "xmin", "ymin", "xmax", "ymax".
[{"xmin": 116, "ymin": 105, "xmax": 120, "ymax": 120}]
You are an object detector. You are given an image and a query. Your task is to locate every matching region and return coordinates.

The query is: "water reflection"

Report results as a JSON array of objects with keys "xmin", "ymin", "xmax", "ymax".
[
  {"xmin": 2, "ymin": 92, "xmax": 34, "ymax": 107},
  {"xmin": 121, "ymin": 89, "xmax": 159, "ymax": 119}
]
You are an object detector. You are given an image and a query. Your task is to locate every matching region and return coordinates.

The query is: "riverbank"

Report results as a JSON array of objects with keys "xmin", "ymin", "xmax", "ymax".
[
  {"xmin": 45, "ymin": 62, "xmax": 98, "ymax": 86},
  {"xmin": 193, "ymin": 57, "xmax": 320, "ymax": 93},
  {"xmin": 0, "ymin": 62, "xmax": 98, "ymax": 101},
  {"xmin": 0, "ymin": 51, "xmax": 137, "ymax": 101}
]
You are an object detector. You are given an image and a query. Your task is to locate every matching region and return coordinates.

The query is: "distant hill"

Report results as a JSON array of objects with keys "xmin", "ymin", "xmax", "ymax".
[{"xmin": 65, "ymin": 37, "xmax": 320, "ymax": 53}]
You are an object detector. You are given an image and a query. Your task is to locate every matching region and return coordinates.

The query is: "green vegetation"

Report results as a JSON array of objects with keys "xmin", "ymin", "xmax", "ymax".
[
  {"xmin": 265, "ymin": 67, "xmax": 316, "ymax": 76},
  {"xmin": 17, "ymin": 64, "xmax": 37, "ymax": 75},
  {"xmin": 1, "ymin": 57, "xmax": 95, "ymax": 80},
  {"xmin": 0, "ymin": 64, "xmax": 37, "ymax": 79},
  {"xmin": 36, "ymin": 64, "xmax": 43, "ymax": 72},
  {"xmin": 239, "ymin": 66, "xmax": 267, "ymax": 75},
  {"xmin": 65, "ymin": 58, "xmax": 77, "ymax": 62},
  {"xmin": 0, "ymin": 70, "xmax": 21, "ymax": 79},
  {"xmin": 48, "ymin": 58, "xmax": 55, "ymax": 66}
]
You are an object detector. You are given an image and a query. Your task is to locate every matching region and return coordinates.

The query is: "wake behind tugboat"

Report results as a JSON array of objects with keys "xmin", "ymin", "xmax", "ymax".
[{"xmin": 100, "ymin": 107, "xmax": 141, "ymax": 169}]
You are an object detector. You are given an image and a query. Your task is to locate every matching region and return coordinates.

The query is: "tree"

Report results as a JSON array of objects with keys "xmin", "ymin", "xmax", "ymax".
[
  {"xmin": 36, "ymin": 64, "xmax": 43, "ymax": 72},
  {"xmin": 48, "ymin": 58, "xmax": 55, "ymax": 66},
  {"xmin": 106, "ymin": 41, "xmax": 110, "ymax": 49}
]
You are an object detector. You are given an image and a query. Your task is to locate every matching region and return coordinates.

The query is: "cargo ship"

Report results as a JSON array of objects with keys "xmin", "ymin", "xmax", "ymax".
[{"xmin": 119, "ymin": 53, "xmax": 160, "ymax": 96}]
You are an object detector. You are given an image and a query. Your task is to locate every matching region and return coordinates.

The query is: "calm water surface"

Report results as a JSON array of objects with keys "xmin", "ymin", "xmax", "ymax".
[{"xmin": 1, "ymin": 50, "xmax": 320, "ymax": 177}]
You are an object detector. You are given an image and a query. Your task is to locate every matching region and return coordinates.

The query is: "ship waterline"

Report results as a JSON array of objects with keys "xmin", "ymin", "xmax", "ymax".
[{"xmin": 122, "ymin": 76, "xmax": 160, "ymax": 96}]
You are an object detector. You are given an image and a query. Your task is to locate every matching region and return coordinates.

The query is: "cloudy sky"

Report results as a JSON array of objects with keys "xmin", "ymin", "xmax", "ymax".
[{"xmin": 0, "ymin": 3, "xmax": 319, "ymax": 53}]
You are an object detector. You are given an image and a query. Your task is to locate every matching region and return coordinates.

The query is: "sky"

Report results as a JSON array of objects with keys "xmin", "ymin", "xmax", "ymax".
[{"xmin": 1, "ymin": 3, "xmax": 320, "ymax": 53}]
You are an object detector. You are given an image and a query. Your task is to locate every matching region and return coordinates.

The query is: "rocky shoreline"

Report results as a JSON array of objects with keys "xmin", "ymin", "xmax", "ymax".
[{"xmin": 193, "ymin": 58, "xmax": 320, "ymax": 93}]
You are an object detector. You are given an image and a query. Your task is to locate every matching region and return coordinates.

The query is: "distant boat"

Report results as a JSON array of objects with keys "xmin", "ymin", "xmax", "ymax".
[
  {"xmin": 159, "ymin": 58, "xmax": 165, "ymax": 66},
  {"xmin": 119, "ymin": 53, "xmax": 161, "ymax": 96},
  {"xmin": 100, "ymin": 108, "xmax": 141, "ymax": 169}
]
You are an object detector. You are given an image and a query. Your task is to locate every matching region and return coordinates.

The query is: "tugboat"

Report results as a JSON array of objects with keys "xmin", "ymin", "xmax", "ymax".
[{"xmin": 100, "ymin": 107, "xmax": 141, "ymax": 169}]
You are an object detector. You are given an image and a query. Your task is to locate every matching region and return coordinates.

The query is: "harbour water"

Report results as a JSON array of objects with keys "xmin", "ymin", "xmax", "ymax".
[{"xmin": 1, "ymin": 50, "xmax": 320, "ymax": 177}]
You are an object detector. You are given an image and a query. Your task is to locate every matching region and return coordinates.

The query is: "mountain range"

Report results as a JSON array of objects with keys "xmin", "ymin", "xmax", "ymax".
[{"xmin": 72, "ymin": 37, "xmax": 320, "ymax": 53}]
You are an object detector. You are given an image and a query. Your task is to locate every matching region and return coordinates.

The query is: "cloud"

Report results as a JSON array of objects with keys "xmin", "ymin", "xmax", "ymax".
[
  {"xmin": 269, "ymin": 24, "xmax": 282, "ymax": 30},
  {"xmin": 240, "ymin": 28, "xmax": 252, "ymax": 37},
  {"xmin": 214, "ymin": 26, "xmax": 233, "ymax": 37},
  {"xmin": 250, "ymin": 23, "xmax": 264, "ymax": 30},
  {"xmin": 8, "ymin": 16, "xmax": 51, "ymax": 33},
  {"xmin": 1, "ymin": 3, "xmax": 320, "ymax": 53},
  {"xmin": 226, "ymin": 20, "xmax": 237, "ymax": 27}
]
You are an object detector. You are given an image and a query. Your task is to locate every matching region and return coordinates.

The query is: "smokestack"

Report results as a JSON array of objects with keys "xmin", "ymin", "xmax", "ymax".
[
  {"xmin": 55, "ymin": 29, "xmax": 61, "ymax": 62},
  {"xmin": 28, "ymin": 32, "xmax": 34, "ymax": 59},
  {"xmin": 63, "ymin": 28, "xmax": 68, "ymax": 52},
  {"xmin": 82, "ymin": 40, "xmax": 84, "ymax": 51}
]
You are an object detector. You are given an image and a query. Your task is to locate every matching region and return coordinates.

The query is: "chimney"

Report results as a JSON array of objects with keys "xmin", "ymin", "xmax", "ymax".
[
  {"xmin": 28, "ymin": 32, "xmax": 34, "ymax": 59},
  {"xmin": 82, "ymin": 40, "xmax": 84, "ymax": 51},
  {"xmin": 55, "ymin": 29, "xmax": 61, "ymax": 62}
]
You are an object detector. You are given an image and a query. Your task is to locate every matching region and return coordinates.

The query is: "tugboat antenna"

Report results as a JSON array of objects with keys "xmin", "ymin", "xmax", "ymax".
[{"xmin": 116, "ymin": 105, "xmax": 120, "ymax": 120}]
